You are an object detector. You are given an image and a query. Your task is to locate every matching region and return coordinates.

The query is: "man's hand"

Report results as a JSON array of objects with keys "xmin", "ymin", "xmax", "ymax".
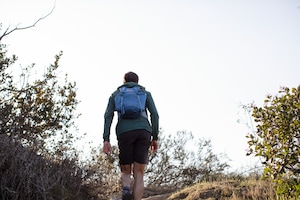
[
  {"xmin": 150, "ymin": 140, "xmax": 158, "ymax": 153},
  {"xmin": 103, "ymin": 141, "xmax": 112, "ymax": 155}
]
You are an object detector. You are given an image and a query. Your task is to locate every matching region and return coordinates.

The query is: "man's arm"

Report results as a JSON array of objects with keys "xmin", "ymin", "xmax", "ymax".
[
  {"xmin": 146, "ymin": 92, "xmax": 159, "ymax": 140},
  {"xmin": 103, "ymin": 95, "xmax": 115, "ymax": 142}
]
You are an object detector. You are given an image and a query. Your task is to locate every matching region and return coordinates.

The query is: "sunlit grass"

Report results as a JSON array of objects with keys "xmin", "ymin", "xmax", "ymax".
[{"xmin": 145, "ymin": 179, "xmax": 277, "ymax": 200}]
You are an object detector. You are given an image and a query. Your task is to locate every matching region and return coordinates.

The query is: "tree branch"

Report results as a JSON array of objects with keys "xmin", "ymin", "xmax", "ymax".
[{"xmin": 0, "ymin": 5, "xmax": 55, "ymax": 42}]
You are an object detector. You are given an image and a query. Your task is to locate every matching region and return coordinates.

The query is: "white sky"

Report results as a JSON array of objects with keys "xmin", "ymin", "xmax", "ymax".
[{"xmin": 1, "ymin": 0, "xmax": 300, "ymax": 172}]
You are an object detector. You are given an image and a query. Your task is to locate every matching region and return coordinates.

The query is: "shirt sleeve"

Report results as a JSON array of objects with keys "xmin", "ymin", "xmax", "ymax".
[
  {"xmin": 146, "ymin": 92, "xmax": 159, "ymax": 140},
  {"xmin": 103, "ymin": 94, "xmax": 115, "ymax": 142}
]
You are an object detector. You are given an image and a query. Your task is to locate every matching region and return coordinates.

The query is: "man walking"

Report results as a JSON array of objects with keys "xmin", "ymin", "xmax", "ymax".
[{"xmin": 103, "ymin": 71, "xmax": 159, "ymax": 200}]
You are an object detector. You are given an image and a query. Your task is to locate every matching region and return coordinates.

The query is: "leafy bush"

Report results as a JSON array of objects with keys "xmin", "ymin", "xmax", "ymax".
[
  {"xmin": 0, "ymin": 39, "xmax": 91, "ymax": 199},
  {"xmin": 247, "ymin": 86, "xmax": 300, "ymax": 199}
]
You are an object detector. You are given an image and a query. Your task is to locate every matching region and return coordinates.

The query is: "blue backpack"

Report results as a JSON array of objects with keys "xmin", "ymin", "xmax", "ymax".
[{"xmin": 115, "ymin": 86, "xmax": 147, "ymax": 119}]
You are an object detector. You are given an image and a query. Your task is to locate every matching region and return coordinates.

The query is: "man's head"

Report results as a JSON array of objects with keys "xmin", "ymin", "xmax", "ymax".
[{"xmin": 124, "ymin": 71, "xmax": 139, "ymax": 83}]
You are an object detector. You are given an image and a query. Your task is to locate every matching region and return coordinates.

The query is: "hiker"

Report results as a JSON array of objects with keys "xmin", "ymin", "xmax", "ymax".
[{"xmin": 103, "ymin": 71, "xmax": 159, "ymax": 200}]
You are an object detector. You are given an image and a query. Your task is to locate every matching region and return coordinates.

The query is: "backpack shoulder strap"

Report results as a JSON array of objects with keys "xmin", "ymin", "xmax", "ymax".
[{"xmin": 118, "ymin": 86, "xmax": 127, "ymax": 94}]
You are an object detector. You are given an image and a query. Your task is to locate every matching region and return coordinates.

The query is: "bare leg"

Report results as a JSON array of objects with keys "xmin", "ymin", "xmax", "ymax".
[
  {"xmin": 120, "ymin": 164, "xmax": 132, "ymax": 189},
  {"xmin": 132, "ymin": 162, "xmax": 146, "ymax": 200}
]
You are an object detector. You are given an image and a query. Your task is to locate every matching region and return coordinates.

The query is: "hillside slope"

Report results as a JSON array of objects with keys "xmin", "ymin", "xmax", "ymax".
[{"xmin": 142, "ymin": 180, "xmax": 275, "ymax": 200}]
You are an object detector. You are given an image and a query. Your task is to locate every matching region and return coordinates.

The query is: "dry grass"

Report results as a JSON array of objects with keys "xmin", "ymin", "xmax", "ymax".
[{"xmin": 144, "ymin": 179, "xmax": 276, "ymax": 200}]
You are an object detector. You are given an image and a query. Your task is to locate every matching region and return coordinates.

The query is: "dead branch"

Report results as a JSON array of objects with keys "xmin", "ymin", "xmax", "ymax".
[{"xmin": 0, "ymin": 5, "xmax": 55, "ymax": 42}]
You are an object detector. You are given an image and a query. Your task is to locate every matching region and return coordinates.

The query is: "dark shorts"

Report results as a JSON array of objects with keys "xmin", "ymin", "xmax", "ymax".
[{"xmin": 117, "ymin": 129, "xmax": 151, "ymax": 165}]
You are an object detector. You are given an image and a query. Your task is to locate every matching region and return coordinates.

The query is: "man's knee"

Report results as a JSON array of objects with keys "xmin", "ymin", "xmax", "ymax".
[
  {"xmin": 121, "ymin": 164, "xmax": 132, "ymax": 174},
  {"xmin": 133, "ymin": 162, "xmax": 146, "ymax": 174}
]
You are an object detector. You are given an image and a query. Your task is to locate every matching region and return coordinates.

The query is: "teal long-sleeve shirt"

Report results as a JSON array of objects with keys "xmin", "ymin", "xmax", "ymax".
[{"xmin": 103, "ymin": 82, "xmax": 159, "ymax": 142}]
